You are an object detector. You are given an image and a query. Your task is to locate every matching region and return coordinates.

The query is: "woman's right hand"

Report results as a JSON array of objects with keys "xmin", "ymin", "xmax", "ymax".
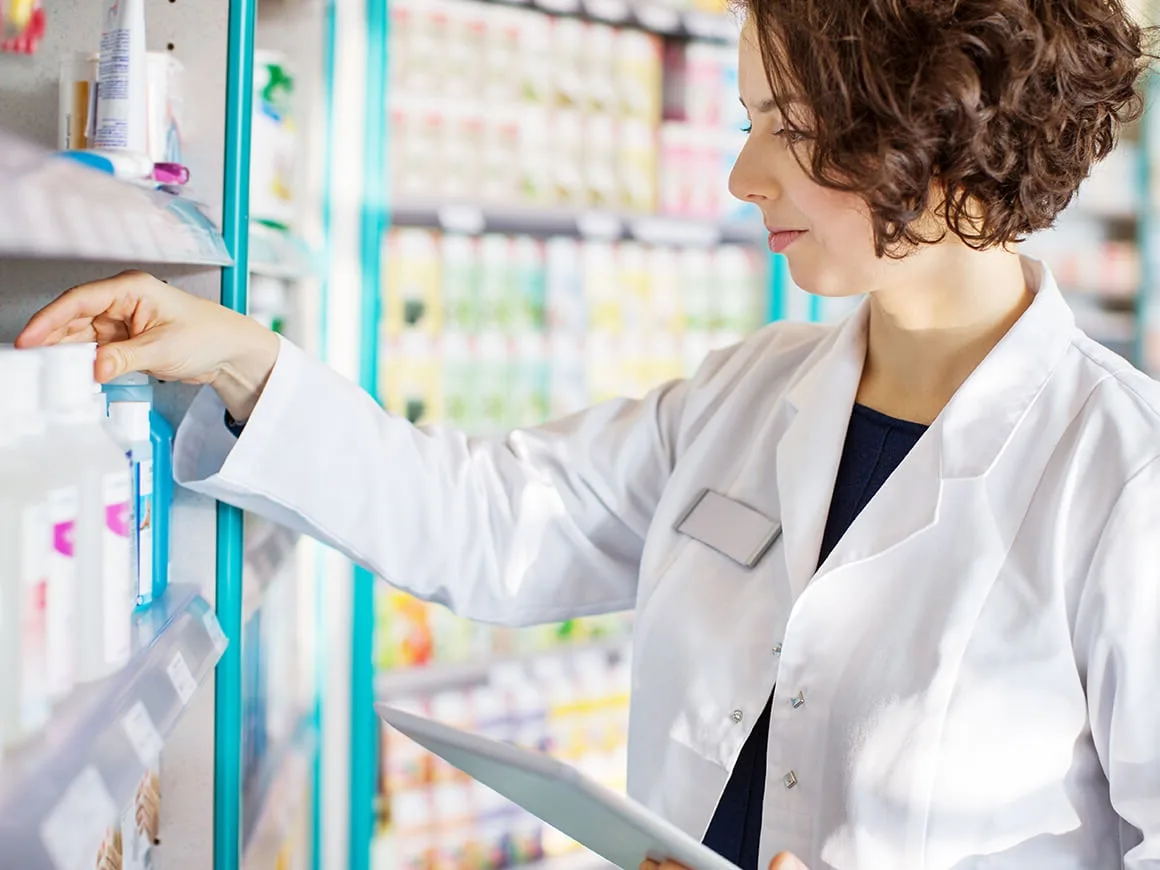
[{"xmin": 16, "ymin": 270, "xmax": 280, "ymax": 421}]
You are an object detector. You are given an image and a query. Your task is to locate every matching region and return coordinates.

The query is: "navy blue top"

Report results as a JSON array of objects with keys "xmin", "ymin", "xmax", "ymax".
[{"xmin": 702, "ymin": 403, "xmax": 928, "ymax": 869}]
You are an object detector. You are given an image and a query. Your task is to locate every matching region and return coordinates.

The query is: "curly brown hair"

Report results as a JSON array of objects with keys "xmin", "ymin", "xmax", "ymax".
[{"xmin": 738, "ymin": 0, "xmax": 1152, "ymax": 256}]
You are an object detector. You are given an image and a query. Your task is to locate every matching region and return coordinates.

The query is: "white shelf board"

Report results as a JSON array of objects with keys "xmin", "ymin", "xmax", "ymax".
[
  {"xmin": 0, "ymin": 131, "xmax": 232, "ymax": 266},
  {"xmin": 376, "ymin": 636, "xmax": 631, "ymax": 699},
  {"xmin": 390, "ymin": 199, "xmax": 765, "ymax": 247},
  {"xmin": 0, "ymin": 584, "xmax": 227, "ymax": 869}
]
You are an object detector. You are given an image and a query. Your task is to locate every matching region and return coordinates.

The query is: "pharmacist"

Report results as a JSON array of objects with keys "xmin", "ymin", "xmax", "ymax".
[{"xmin": 18, "ymin": 1, "xmax": 1160, "ymax": 868}]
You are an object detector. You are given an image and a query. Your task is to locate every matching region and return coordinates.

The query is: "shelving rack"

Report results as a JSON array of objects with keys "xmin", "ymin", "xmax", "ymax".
[
  {"xmin": 349, "ymin": 2, "xmax": 769, "ymax": 869},
  {"xmin": 0, "ymin": 0, "xmax": 335, "ymax": 867}
]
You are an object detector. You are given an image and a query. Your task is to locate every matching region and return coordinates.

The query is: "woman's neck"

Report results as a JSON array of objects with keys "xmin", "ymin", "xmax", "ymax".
[{"xmin": 855, "ymin": 246, "xmax": 1034, "ymax": 425}]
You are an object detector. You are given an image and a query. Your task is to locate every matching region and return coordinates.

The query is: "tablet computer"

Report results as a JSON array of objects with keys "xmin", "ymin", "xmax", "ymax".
[{"xmin": 377, "ymin": 703, "xmax": 739, "ymax": 870}]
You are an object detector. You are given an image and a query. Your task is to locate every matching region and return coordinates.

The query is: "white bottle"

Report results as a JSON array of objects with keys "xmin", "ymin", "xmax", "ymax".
[
  {"xmin": 108, "ymin": 402, "xmax": 153, "ymax": 607},
  {"xmin": 40, "ymin": 344, "xmax": 135, "ymax": 681},
  {"xmin": 0, "ymin": 349, "xmax": 52, "ymax": 748}
]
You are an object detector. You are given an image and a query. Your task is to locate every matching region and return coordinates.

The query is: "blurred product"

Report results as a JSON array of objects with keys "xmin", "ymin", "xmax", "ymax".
[{"xmin": 252, "ymin": 50, "xmax": 298, "ymax": 229}]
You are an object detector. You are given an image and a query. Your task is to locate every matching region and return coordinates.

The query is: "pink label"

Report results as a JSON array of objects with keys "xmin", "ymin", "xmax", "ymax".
[
  {"xmin": 53, "ymin": 520, "xmax": 76, "ymax": 558},
  {"xmin": 106, "ymin": 501, "xmax": 131, "ymax": 538}
]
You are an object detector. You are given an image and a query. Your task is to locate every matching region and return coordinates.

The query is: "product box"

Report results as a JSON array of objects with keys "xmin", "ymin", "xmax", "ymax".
[{"xmin": 251, "ymin": 50, "xmax": 297, "ymax": 229}]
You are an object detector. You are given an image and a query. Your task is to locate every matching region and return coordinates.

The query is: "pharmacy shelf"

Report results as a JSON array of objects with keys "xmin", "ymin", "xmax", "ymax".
[
  {"xmin": 249, "ymin": 222, "xmax": 319, "ymax": 280},
  {"xmin": 0, "ymin": 584, "xmax": 227, "ymax": 870},
  {"xmin": 376, "ymin": 635, "xmax": 631, "ymax": 699},
  {"xmin": 0, "ymin": 131, "xmax": 233, "ymax": 267},
  {"xmin": 241, "ymin": 714, "xmax": 316, "ymax": 869},
  {"xmin": 391, "ymin": 199, "xmax": 765, "ymax": 246},
  {"xmin": 498, "ymin": 0, "xmax": 739, "ymax": 40}
]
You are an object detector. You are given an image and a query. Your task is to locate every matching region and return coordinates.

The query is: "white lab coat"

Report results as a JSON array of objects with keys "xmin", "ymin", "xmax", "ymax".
[{"xmin": 175, "ymin": 257, "xmax": 1160, "ymax": 869}]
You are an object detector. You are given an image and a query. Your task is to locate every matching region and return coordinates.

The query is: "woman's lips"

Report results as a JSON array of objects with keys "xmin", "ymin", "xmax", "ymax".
[{"xmin": 768, "ymin": 230, "xmax": 806, "ymax": 254}]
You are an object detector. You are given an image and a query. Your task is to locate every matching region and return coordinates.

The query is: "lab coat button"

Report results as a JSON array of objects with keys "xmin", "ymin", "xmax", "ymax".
[
  {"xmin": 730, "ymin": 709, "xmax": 744, "ymax": 723},
  {"xmin": 783, "ymin": 771, "xmax": 798, "ymax": 789},
  {"xmin": 773, "ymin": 643, "xmax": 783, "ymax": 655},
  {"xmin": 791, "ymin": 691, "xmax": 806, "ymax": 709}
]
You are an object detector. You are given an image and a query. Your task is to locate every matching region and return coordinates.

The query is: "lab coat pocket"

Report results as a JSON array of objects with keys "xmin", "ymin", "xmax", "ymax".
[{"xmin": 637, "ymin": 527, "xmax": 789, "ymax": 771}]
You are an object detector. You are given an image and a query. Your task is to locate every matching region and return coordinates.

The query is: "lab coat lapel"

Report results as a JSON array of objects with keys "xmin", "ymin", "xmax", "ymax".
[
  {"xmin": 812, "ymin": 258, "xmax": 1077, "ymax": 581},
  {"xmin": 775, "ymin": 305, "xmax": 869, "ymax": 600}
]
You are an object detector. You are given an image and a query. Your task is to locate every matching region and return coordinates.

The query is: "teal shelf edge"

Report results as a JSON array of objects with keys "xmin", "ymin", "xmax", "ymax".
[
  {"xmin": 0, "ymin": 131, "xmax": 233, "ymax": 266},
  {"xmin": 0, "ymin": 585, "xmax": 227, "ymax": 869},
  {"xmin": 216, "ymin": 0, "xmax": 258, "ymax": 868},
  {"xmin": 353, "ymin": 1, "xmax": 390, "ymax": 869},
  {"xmin": 768, "ymin": 252, "xmax": 788, "ymax": 323},
  {"xmin": 241, "ymin": 714, "xmax": 318, "ymax": 865}
]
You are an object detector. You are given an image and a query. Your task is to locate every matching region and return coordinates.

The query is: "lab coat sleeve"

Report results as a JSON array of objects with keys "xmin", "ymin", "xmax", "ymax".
[
  {"xmin": 1073, "ymin": 454, "xmax": 1160, "ymax": 867},
  {"xmin": 173, "ymin": 336, "xmax": 712, "ymax": 626}
]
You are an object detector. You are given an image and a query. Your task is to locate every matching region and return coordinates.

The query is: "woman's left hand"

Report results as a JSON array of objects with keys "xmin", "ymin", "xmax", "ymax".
[{"xmin": 642, "ymin": 853, "xmax": 808, "ymax": 870}]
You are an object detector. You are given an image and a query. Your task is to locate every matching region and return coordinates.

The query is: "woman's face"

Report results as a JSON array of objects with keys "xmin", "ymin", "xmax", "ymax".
[{"xmin": 729, "ymin": 25, "xmax": 895, "ymax": 299}]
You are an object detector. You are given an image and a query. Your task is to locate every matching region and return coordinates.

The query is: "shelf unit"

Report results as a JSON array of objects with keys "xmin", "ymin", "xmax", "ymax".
[
  {"xmin": 0, "ymin": 0, "xmax": 335, "ymax": 867},
  {"xmin": 0, "ymin": 585, "xmax": 226, "ymax": 868},
  {"xmin": 352, "ymin": 1, "xmax": 767, "ymax": 869}
]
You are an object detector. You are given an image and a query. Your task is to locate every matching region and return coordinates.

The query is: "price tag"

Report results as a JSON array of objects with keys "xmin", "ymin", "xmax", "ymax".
[
  {"xmin": 635, "ymin": 4, "xmax": 681, "ymax": 33},
  {"xmin": 438, "ymin": 205, "xmax": 486, "ymax": 236},
  {"xmin": 122, "ymin": 701, "xmax": 165, "ymax": 767},
  {"xmin": 167, "ymin": 652, "xmax": 198, "ymax": 705},
  {"xmin": 202, "ymin": 611, "xmax": 228, "ymax": 655},
  {"xmin": 535, "ymin": 0, "xmax": 580, "ymax": 12},
  {"xmin": 40, "ymin": 766, "xmax": 117, "ymax": 870},
  {"xmin": 576, "ymin": 211, "xmax": 622, "ymax": 241},
  {"xmin": 584, "ymin": 0, "xmax": 629, "ymax": 21}
]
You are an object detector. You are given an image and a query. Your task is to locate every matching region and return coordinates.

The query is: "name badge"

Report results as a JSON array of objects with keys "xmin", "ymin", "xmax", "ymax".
[{"xmin": 674, "ymin": 489, "xmax": 782, "ymax": 569}]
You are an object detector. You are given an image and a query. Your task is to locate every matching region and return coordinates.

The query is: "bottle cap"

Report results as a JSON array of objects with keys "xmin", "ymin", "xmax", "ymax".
[
  {"xmin": 109, "ymin": 401, "xmax": 151, "ymax": 442},
  {"xmin": 0, "ymin": 348, "xmax": 44, "ymax": 443},
  {"xmin": 40, "ymin": 343, "xmax": 99, "ymax": 415}
]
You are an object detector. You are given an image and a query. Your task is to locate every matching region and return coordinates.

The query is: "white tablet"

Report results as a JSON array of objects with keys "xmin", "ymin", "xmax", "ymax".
[{"xmin": 377, "ymin": 704, "xmax": 739, "ymax": 870}]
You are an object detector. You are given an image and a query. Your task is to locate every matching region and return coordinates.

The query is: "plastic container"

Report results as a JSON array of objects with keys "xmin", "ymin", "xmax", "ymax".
[
  {"xmin": 108, "ymin": 402, "xmax": 153, "ymax": 608},
  {"xmin": 104, "ymin": 373, "xmax": 173, "ymax": 603},
  {"xmin": 0, "ymin": 349, "xmax": 51, "ymax": 748},
  {"xmin": 93, "ymin": 0, "xmax": 148, "ymax": 152},
  {"xmin": 42, "ymin": 344, "xmax": 134, "ymax": 681}
]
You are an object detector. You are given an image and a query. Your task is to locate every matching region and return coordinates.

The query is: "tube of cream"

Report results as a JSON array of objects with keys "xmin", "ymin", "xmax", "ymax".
[{"xmin": 93, "ymin": 0, "xmax": 147, "ymax": 152}]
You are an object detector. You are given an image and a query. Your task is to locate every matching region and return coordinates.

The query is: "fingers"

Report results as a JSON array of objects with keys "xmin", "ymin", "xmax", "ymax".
[
  {"xmin": 16, "ymin": 270, "xmax": 151, "ymax": 348},
  {"xmin": 769, "ymin": 852, "xmax": 809, "ymax": 870},
  {"xmin": 94, "ymin": 329, "xmax": 166, "ymax": 383}
]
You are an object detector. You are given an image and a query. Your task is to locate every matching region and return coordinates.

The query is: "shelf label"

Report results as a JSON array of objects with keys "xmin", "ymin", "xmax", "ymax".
[
  {"xmin": 167, "ymin": 652, "xmax": 198, "ymax": 705},
  {"xmin": 635, "ymin": 4, "xmax": 681, "ymax": 32},
  {"xmin": 40, "ymin": 766, "xmax": 117, "ymax": 870},
  {"xmin": 536, "ymin": 0, "xmax": 581, "ymax": 12},
  {"xmin": 576, "ymin": 211, "xmax": 623, "ymax": 240},
  {"xmin": 438, "ymin": 205, "xmax": 486, "ymax": 236},
  {"xmin": 122, "ymin": 701, "xmax": 165, "ymax": 767},
  {"xmin": 584, "ymin": 0, "xmax": 629, "ymax": 21},
  {"xmin": 202, "ymin": 611, "xmax": 228, "ymax": 656}
]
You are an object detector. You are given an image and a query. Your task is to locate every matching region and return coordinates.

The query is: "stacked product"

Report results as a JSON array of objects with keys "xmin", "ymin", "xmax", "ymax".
[
  {"xmin": 389, "ymin": 0, "xmax": 664, "ymax": 212},
  {"xmin": 376, "ymin": 647, "xmax": 632, "ymax": 870},
  {"xmin": 380, "ymin": 227, "xmax": 767, "ymax": 432},
  {"xmin": 0, "ymin": 344, "xmax": 172, "ymax": 756},
  {"xmin": 659, "ymin": 38, "xmax": 758, "ymax": 223}
]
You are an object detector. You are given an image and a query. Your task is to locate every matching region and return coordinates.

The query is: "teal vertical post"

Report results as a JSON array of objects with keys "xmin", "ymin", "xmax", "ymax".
[
  {"xmin": 313, "ymin": 3, "xmax": 339, "ymax": 869},
  {"xmin": 216, "ymin": 0, "xmax": 256, "ymax": 869},
  {"xmin": 1135, "ymin": 70, "xmax": 1155, "ymax": 371},
  {"xmin": 767, "ymin": 253, "xmax": 788, "ymax": 323},
  {"xmin": 352, "ymin": 1, "xmax": 389, "ymax": 869}
]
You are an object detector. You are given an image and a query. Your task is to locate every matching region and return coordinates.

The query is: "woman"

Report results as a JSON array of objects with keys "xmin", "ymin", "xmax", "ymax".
[{"xmin": 18, "ymin": 1, "xmax": 1159, "ymax": 868}]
